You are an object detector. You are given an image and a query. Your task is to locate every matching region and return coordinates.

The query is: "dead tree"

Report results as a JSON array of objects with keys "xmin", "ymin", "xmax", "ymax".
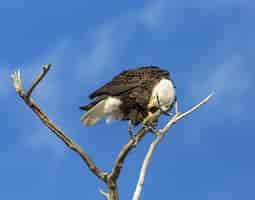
[{"xmin": 11, "ymin": 64, "xmax": 212, "ymax": 200}]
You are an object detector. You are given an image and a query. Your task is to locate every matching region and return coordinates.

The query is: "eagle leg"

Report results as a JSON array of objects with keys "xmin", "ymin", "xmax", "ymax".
[
  {"xmin": 142, "ymin": 111, "xmax": 158, "ymax": 130},
  {"xmin": 128, "ymin": 120, "xmax": 137, "ymax": 146},
  {"xmin": 142, "ymin": 111, "xmax": 154, "ymax": 125}
]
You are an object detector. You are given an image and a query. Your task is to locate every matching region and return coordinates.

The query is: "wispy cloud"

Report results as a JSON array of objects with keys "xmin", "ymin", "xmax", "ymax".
[
  {"xmin": 139, "ymin": 0, "xmax": 255, "ymax": 11},
  {"xmin": 15, "ymin": 1, "xmax": 170, "ymax": 156},
  {"xmin": 138, "ymin": 0, "xmax": 171, "ymax": 30},
  {"xmin": 75, "ymin": 22, "xmax": 125, "ymax": 83},
  {"xmin": 74, "ymin": 1, "xmax": 174, "ymax": 83},
  {"xmin": 196, "ymin": 0, "xmax": 255, "ymax": 9},
  {"xmin": 24, "ymin": 127, "xmax": 66, "ymax": 157},
  {"xmin": 190, "ymin": 56, "xmax": 252, "ymax": 115}
]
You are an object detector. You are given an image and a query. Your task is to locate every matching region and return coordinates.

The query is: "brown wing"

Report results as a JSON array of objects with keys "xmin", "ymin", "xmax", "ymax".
[
  {"xmin": 89, "ymin": 69, "xmax": 141, "ymax": 99},
  {"xmin": 89, "ymin": 66, "xmax": 169, "ymax": 99}
]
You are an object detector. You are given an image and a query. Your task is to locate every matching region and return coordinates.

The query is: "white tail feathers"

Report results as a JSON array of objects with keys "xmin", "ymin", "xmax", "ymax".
[{"xmin": 81, "ymin": 99, "xmax": 107, "ymax": 126}]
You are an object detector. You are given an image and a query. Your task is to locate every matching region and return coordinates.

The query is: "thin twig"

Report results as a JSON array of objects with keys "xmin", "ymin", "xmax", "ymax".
[
  {"xmin": 175, "ymin": 93, "xmax": 213, "ymax": 121},
  {"xmin": 26, "ymin": 64, "xmax": 52, "ymax": 97},
  {"xmin": 132, "ymin": 94, "xmax": 213, "ymax": 200},
  {"xmin": 11, "ymin": 65, "xmax": 108, "ymax": 182}
]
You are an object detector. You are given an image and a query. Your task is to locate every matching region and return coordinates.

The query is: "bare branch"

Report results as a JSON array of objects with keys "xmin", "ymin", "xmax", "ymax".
[
  {"xmin": 110, "ymin": 127, "xmax": 149, "ymax": 181},
  {"xmin": 132, "ymin": 94, "xmax": 213, "ymax": 200},
  {"xmin": 26, "ymin": 64, "xmax": 52, "ymax": 97},
  {"xmin": 11, "ymin": 66, "xmax": 108, "ymax": 182},
  {"xmin": 107, "ymin": 180, "xmax": 119, "ymax": 200},
  {"xmin": 132, "ymin": 134, "xmax": 163, "ymax": 200},
  {"xmin": 175, "ymin": 93, "xmax": 213, "ymax": 121}
]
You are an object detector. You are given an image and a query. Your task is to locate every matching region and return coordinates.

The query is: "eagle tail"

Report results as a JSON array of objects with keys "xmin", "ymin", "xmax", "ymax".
[{"xmin": 80, "ymin": 99, "xmax": 106, "ymax": 126}]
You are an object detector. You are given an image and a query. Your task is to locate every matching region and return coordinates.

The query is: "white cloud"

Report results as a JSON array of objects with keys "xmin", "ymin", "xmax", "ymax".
[
  {"xmin": 138, "ymin": 0, "xmax": 255, "ymax": 12},
  {"xmin": 138, "ymin": 0, "xmax": 170, "ymax": 30},
  {"xmin": 190, "ymin": 56, "xmax": 252, "ymax": 115},
  {"xmin": 75, "ymin": 22, "xmax": 122, "ymax": 83},
  {"xmin": 74, "ymin": 1, "xmax": 173, "ymax": 82},
  {"xmin": 24, "ymin": 127, "xmax": 66, "ymax": 157},
  {"xmin": 195, "ymin": 0, "xmax": 255, "ymax": 8}
]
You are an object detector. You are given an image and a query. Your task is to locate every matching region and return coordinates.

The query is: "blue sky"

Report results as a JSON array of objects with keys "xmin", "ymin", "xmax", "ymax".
[{"xmin": 1, "ymin": 1, "xmax": 255, "ymax": 199}]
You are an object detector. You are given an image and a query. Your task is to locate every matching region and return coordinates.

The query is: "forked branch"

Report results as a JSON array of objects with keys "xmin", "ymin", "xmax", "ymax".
[
  {"xmin": 110, "ymin": 127, "xmax": 148, "ymax": 181},
  {"xmin": 11, "ymin": 65, "xmax": 108, "ymax": 182},
  {"xmin": 132, "ymin": 94, "xmax": 213, "ymax": 200}
]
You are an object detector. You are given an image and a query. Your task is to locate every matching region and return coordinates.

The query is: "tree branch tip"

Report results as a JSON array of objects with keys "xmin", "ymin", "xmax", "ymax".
[
  {"xmin": 174, "ymin": 100, "xmax": 179, "ymax": 113},
  {"xmin": 207, "ymin": 92, "xmax": 214, "ymax": 99},
  {"xmin": 25, "ymin": 64, "xmax": 53, "ymax": 97},
  {"xmin": 199, "ymin": 93, "xmax": 213, "ymax": 105},
  {"xmin": 11, "ymin": 69, "xmax": 23, "ymax": 92},
  {"xmin": 42, "ymin": 64, "xmax": 52, "ymax": 70}
]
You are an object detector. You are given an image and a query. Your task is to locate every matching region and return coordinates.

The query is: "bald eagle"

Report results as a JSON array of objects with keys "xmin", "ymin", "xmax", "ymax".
[{"xmin": 80, "ymin": 66, "xmax": 176, "ymax": 126}]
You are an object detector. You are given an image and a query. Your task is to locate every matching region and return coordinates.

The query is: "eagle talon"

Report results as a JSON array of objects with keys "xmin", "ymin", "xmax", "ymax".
[
  {"xmin": 142, "ymin": 124, "xmax": 159, "ymax": 135},
  {"xmin": 149, "ymin": 126, "xmax": 159, "ymax": 135}
]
